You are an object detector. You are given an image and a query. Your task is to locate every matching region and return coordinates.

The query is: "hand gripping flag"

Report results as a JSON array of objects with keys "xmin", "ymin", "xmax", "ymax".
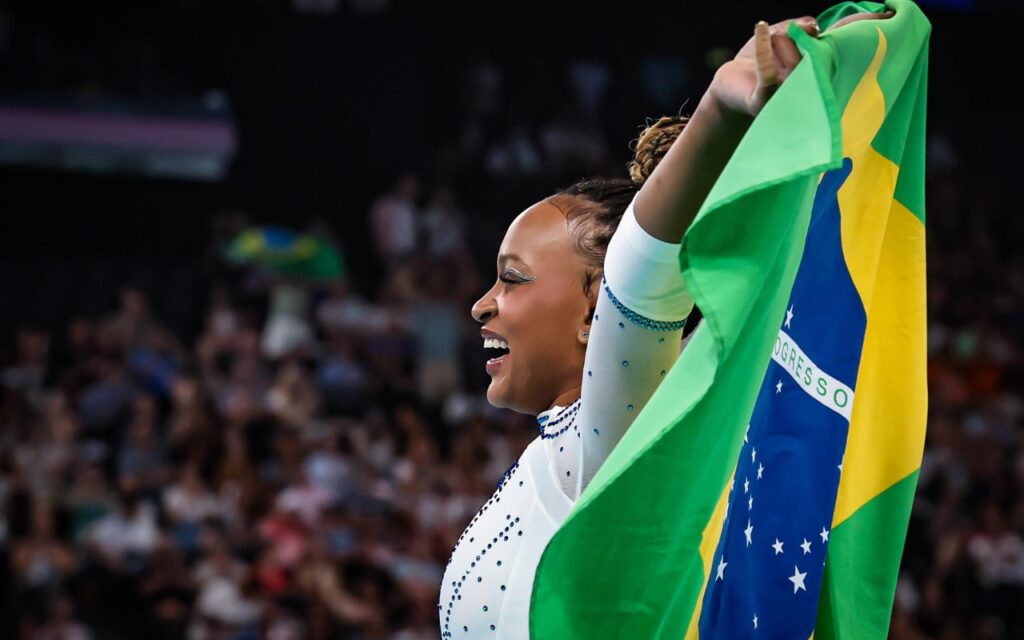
[{"xmin": 530, "ymin": 2, "xmax": 930, "ymax": 638}]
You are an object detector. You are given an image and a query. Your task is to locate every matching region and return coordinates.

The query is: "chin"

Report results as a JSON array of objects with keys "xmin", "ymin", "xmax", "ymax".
[
  {"xmin": 486, "ymin": 385, "xmax": 538, "ymax": 416},
  {"xmin": 485, "ymin": 382, "xmax": 508, "ymax": 410}
]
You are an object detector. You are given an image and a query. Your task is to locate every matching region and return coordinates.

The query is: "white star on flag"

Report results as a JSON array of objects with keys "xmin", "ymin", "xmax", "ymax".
[
  {"xmin": 776, "ymin": 379, "xmax": 783, "ymax": 394},
  {"xmin": 744, "ymin": 424, "xmax": 749, "ymax": 443},
  {"xmin": 820, "ymin": 527, "xmax": 830, "ymax": 543},
  {"xmin": 789, "ymin": 565, "xmax": 808, "ymax": 593},
  {"xmin": 785, "ymin": 305, "xmax": 794, "ymax": 329},
  {"xmin": 753, "ymin": 614, "xmax": 758, "ymax": 629},
  {"xmin": 772, "ymin": 538, "xmax": 784, "ymax": 555},
  {"xmin": 801, "ymin": 538, "xmax": 812, "ymax": 554},
  {"xmin": 716, "ymin": 556, "xmax": 727, "ymax": 581},
  {"xmin": 744, "ymin": 478, "xmax": 749, "ymax": 494},
  {"xmin": 752, "ymin": 447, "xmax": 757, "ymax": 463},
  {"xmin": 744, "ymin": 519, "xmax": 754, "ymax": 546},
  {"xmin": 757, "ymin": 463, "xmax": 764, "ymax": 480},
  {"xmin": 838, "ymin": 455, "xmax": 844, "ymax": 471},
  {"xmin": 748, "ymin": 495, "xmax": 754, "ymax": 511}
]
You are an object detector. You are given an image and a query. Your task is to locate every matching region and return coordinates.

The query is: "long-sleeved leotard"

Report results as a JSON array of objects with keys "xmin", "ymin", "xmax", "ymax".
[{"xmin": 439, "ymin": 192, "xmax": 694, "ymax": 639}]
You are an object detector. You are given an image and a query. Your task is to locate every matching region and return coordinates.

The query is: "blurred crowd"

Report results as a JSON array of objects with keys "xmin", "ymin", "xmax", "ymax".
[{"xmin": 0, "ymin": 169, "xmax": 547, "ymax": 638}]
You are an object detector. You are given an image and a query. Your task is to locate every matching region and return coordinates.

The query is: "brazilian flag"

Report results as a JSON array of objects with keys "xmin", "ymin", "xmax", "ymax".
[{"xmin": 530, "ymin": 1, "xmax": 929, "ymax": 638}]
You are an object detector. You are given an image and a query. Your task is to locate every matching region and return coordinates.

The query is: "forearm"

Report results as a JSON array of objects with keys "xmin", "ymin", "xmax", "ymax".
[{"xmin": 633, "ymin": 93, "xmax": 751, "ymax": 243}]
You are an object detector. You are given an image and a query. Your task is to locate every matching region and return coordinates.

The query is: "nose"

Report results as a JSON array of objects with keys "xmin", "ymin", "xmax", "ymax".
[{"xmin": 471, "ymin": 285, "xmax": 497, "ymax": 324}]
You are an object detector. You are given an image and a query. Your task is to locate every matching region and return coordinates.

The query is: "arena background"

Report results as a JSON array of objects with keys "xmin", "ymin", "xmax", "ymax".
[{"xmin": 0, "ymin": 1, "xmax": 1021, "ymax": 638}]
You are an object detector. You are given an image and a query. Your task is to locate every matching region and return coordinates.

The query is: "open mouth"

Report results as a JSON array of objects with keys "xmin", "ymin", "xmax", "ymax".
[{"xmin": 483, "ymin": 337, "xmax": 510, "ymax": 373}]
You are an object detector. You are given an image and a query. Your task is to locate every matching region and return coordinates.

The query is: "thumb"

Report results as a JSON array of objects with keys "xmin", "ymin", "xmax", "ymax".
[{"xmin": 751, "ymin": 21, "xmax": 780, "ymax": 111}]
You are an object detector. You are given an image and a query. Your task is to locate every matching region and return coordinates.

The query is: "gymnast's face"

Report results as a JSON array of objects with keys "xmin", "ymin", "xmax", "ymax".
[{"xmin": 471, "ymin": 200, "xmax": 596, "ymax": 416}]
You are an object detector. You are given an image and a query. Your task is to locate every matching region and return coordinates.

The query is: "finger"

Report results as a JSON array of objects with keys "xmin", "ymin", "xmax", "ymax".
[
  {"xmin": 794, "ymin": 15, "xmax": 821, "ymax": 38},
  {"xmin": 770, "ymin": 32, "xmax": 802, "ymax": 71},
  {"xmin": 772, "ymin": 15, "xmax": 820, "ymax": 39},
  {"xmin": 754, "ymin": 21, "xmax": 779, "ymax": 89}
]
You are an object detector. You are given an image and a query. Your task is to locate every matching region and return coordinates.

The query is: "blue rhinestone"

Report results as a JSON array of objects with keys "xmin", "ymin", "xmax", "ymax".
[
  {"xmin": 501, "ymin": 585, "xmax": 506, "ymax": 591},
  {"xmin": 618, "ymin": 322, "xmax": 624, "ymax": 328},
  {"xmin": 660, "ymin": 370, "xmax": 666, "ymax": 376},
  {"xmin": 477, "ymin": 577, "xmax": 482, "ymax": 582},
  {"xmin": 595, "ymin": 314, "xmax": 599, "ymax": 320},
  {"xmin": 464, "ymin": 627, "xmax": 468, "ymax": 632},
  {"xmin": 627, "ymin": 404, "xmax": 634, "ymax": 411},
  {"xmin": 491, "ymin": 626, "xmax": 496, "ymax": 631},
  {"xmin": 497, "ymin": 560, "xmax": 502, "ymax": 566},
  {"xmin": 566, "ymin": 471, "xmax": 571, "ymax": 476},
  {"xmin": 659, "ymin": 337, "xmax": 665, "ymax": 343},
  {"xmin": 622, "ymin": 360, "xmax": 629, "ymax": 367},
  {"xmin": 483, "ymin": 606, "xmax": 488, "ymax": 612},
  {"xmin": 587, "ymin": 370, "xmax": 592, "ymax": 377},
  {"xmin": 602, "ymin": 277, "xmax": 687, "ymax": 331},
  {"xmin": 594, "ymin": 428, "xmax": 600, "ymax": 435},
  {"xmin": 559, "ymin": 446, "xmax": 564, "ymax": 452}
]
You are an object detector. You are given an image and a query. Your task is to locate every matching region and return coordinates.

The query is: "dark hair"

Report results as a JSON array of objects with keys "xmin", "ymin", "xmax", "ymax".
[{"xmin": 547, "ymin": 115, "xmax": 688, "ymax": 298}]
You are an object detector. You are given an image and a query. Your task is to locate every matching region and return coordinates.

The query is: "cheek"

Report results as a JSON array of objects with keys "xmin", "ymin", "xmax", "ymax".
[{"xmin": 509, "ymin": 298, "xmax": 575, "ymax": 362}]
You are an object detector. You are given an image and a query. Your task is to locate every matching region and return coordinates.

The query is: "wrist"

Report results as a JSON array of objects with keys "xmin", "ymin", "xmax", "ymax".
[{"xmin": 698, "ymin": 87, "xmax": 754, "ymax": 135}]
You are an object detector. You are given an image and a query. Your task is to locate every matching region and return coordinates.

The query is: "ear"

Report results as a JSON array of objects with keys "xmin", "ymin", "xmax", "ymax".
[
  {"xmin": 578, "ymin": 308, "xmax": 594, "ymax": 345},
  {"xmin": 578, "ymin": 272, "xmax": 600, "ymax": 346}
]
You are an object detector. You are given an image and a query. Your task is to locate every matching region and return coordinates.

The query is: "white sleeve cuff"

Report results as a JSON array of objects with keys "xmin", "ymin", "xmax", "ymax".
[{"xmin": 602, "ymin": 192, "xmax": 695, "ymax": 322}]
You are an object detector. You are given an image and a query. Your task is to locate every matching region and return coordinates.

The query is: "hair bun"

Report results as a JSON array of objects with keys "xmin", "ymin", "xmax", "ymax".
[{"xmin": 628, "ymin": 115, "xmax": 689, "ymax": 184}]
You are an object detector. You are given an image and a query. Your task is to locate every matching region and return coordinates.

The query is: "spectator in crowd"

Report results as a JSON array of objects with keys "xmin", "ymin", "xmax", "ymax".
[
  {"xmin": 370, "ymin": 173, "xmax": 421, "ymax": 268},
  {"xmin": 420, "ymin": 186, "xmax": 469, "ymax": 261}
]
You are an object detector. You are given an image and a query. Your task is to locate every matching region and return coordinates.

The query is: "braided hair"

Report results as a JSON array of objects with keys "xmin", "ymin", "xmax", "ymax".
[{"xmin": 547, "ymin": 115, "xmax": 688, "ymax": 298}]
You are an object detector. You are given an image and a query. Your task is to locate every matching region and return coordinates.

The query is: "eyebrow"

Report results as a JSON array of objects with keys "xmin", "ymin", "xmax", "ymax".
[{"xmin": 498, "ymin": 253, "xmax": 526, "ymax": 266}]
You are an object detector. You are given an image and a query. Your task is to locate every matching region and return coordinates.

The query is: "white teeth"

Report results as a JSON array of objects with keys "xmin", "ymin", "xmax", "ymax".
[{"xmin": 483, "ymin": 338, "xmax": 510, "ymax": 350}]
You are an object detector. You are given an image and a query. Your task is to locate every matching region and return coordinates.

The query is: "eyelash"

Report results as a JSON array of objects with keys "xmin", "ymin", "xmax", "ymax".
[{"xmin": 499, "ymin": 273, "xmax": 521, "ymax": 285}]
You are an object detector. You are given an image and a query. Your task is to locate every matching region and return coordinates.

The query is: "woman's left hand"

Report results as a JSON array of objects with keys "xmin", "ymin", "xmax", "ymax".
[{"xmin": 708, "ymin": 11, "xmax": 894, "ymax": 122}]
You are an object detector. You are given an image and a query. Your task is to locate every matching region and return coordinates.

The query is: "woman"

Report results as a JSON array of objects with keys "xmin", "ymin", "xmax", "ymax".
[{"xmin": 442, "ymin": 10, "xmax": 892, "ymax": 638}]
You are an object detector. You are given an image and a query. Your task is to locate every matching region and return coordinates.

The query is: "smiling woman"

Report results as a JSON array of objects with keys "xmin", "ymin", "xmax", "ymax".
[
  {"xmin": 444, "ymin": 140, "xmax": 696, "ymax": 637},
  {"xmin": 440, "ymin": 10, "xmax": 892, "ymax": 638}
]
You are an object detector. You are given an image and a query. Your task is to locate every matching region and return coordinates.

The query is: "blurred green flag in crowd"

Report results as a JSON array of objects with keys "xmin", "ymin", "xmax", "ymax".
[
  {"xmin": 226, "ymin": 227, "xmax": 345, "ymax": 280},
  {"xmin": 530, "ymin": 1, "xmax": 930, "ymax": 638}
]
